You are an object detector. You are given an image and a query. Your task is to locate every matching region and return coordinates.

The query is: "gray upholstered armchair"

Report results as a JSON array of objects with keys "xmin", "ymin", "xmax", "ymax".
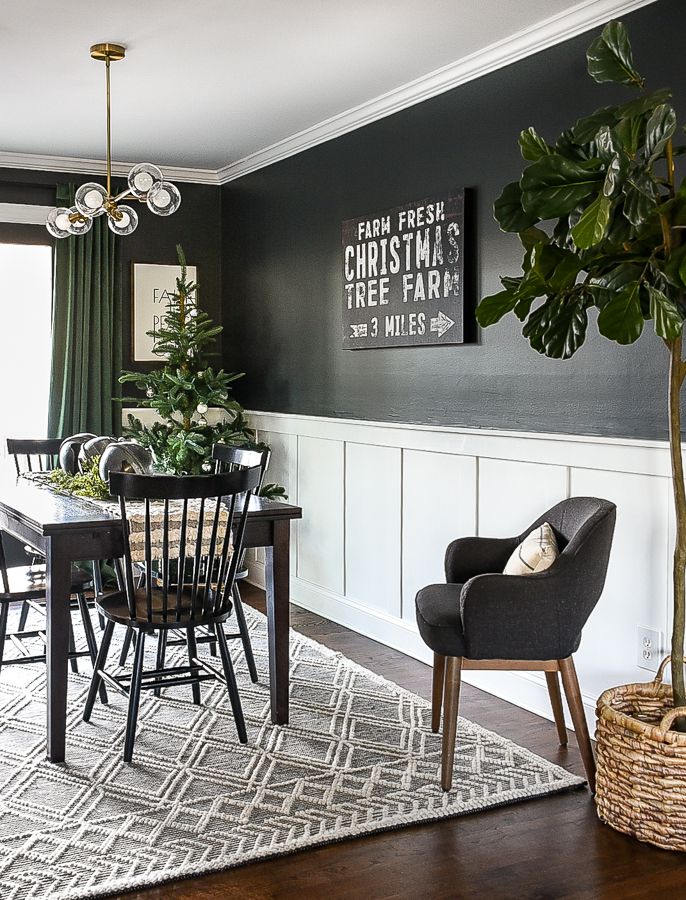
[{"xmin": 415, "ymin": 497, "xmax": 616, "ymax": 791}]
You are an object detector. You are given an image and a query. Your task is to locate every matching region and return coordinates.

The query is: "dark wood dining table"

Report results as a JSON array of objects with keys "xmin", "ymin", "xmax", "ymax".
[{"xmin": 0, "ymin": 474, "xmax": 302, "ymax": 762}]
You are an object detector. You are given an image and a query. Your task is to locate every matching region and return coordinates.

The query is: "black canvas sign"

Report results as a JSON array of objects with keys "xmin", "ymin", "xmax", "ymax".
[{"xmin": 342, "ymin": 190, "xmax": 465, "ymax": 349}]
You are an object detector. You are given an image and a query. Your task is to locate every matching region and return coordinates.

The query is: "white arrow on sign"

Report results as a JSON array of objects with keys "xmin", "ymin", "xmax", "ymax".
[{"xmin": 430, "ymin": 311, "xmax": 455, "ymax": 337}]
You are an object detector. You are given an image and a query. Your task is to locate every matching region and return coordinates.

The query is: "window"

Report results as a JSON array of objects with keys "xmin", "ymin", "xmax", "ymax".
[{"xmin": 0, "ymin": 243, "xmax": 53, "ymax": 446}]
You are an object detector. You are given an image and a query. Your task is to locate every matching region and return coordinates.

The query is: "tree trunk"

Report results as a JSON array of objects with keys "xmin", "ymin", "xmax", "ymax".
[{"xmin": 668, "ymin": 336, "xmax": 686, "ymax": 719}]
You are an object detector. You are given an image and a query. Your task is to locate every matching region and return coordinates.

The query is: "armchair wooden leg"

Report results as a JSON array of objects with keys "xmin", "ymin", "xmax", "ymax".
[
  {"xmin": 441, "ymin": 656, "xmax": 462, "ymax": 791},
  {"xmin": 431, "ymin": 653, "xmax": 445, "ymax": 733},
  {"xmin": 559, "ymin": 656, "xmax": 595, "ymax": 793},
  {"xmin": 545, "ymin": 670, "xmax": 568, "ymax": 746}
]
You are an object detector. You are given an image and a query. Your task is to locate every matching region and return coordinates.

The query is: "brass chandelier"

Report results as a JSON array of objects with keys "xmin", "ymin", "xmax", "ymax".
[{"xmin": 46, "ymin": 43, "xmax": 181, "ymax": 239}]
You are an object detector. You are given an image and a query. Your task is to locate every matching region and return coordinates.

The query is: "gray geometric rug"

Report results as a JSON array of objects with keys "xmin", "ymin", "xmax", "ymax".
[{"xmin": 0, "ymin": 604, "xmax": 583, "ymax": 899}]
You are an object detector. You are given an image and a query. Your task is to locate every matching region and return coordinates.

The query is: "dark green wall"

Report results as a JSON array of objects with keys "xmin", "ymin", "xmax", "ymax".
[{"xmin": 221, "ymin": 0, "xmax": 680, "ymax": 440}]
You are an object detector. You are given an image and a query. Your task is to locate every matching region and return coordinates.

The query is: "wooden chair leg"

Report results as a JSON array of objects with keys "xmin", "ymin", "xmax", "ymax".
[
  {"xmin": 118, "ymin": 626, "xmax": 133, "ymax": 667},
  {"xmin": 67, "ymin": 614, "xmax": 79, "ymax": 673},
  {"xmin": 186, "ymin": 627, "xmax": 201, "ymax": 705},
  {"xmin": 216, "ymin": 624, "xmax": 247, "ymax": 744},
  {"xmin": 559, "ymin": 656, "xmax": 595, "ymax": 793},
  {"xmin": 232, "ymin": 583, "xmax": 258, "ymax": 683},
  {"xmin": 0, "ymin": 602, "xmax": 8, "ymax": 674},
  {"xmin": 124, "ymin": 631, "xmax": 146, "ymax": 763},
  {"xmin": 154, "ymin": 630, "xmax": 167, "ymax": 698},
  {"xmin": 83, "ymin": 620, "xmax": 115, "ymax": 722},
  {"xmin": 441, "ymin": 656, "xmax": 463, "ymax": 791},
  {"xmin": 431, "ymin": 652, "xmax": 445, "ymax": 733},
  {"xmin": 545, "ymin": 670, "xmax": 568, "ymax": 746},
  {"xmin": 18, "ymin": 600, "xmax": 29, "ymax": 632},
  {"xmin": 76, "ymin": 593, "xmax": 107, "ymax": 704}
]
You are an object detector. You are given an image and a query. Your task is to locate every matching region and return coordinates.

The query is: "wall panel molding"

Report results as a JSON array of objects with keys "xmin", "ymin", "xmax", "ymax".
[{"xmin": 249, "ymin": 409, "xmax": 673, "ymax": 734}]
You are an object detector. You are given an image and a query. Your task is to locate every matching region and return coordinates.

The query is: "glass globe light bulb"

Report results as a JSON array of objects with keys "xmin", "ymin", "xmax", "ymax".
[
  {"xmin": 46, "ymin": 207, "xmax": 73, "ymax": 239},
  {"xmin": 74, "ymin": 182, "xmax": 108, "ymax": 217},
  {"xmin": 128, "ymin": 163, "xmax": 163, "ymax": 198},
  {"xmin": 107, "ymin": 204, "xmax": 139, "ymax": 236},
  {"xmin": 66, "ymin": 207, "xmax": 93, "ymax": 235},
  {"xmin": 147, "ymin": 181, "xmax": 181, "ymax": 216}
]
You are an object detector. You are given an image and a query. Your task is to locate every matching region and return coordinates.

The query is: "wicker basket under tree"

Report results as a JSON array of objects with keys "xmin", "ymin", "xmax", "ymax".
[{"xmin": 476, "ymin": 21, "xmax": 686, "ymax": 849}]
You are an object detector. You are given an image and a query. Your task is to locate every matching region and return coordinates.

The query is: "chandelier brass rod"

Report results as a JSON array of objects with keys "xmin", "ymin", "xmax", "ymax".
[{"xmin": 105, "ymin": 56, "xmax": 112, "ymax": 197}]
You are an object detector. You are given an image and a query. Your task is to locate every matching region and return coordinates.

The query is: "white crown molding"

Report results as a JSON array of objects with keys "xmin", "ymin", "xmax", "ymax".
[
  {"xmin": 216, "ymin": 0, "xmax": 657, "ymax": 184},
  {"xmin": 0, "ymin": 0, "xmax": 657, "ymax": 187},
  {"xmin": 0, "ymin": 151, "xmax": 220, "ymax": 186}
]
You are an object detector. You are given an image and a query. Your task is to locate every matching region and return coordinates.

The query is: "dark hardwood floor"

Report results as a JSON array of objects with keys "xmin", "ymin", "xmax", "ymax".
[{"xmin": 117, "ymin": 585, "xmax": 684, "ymax": 900}]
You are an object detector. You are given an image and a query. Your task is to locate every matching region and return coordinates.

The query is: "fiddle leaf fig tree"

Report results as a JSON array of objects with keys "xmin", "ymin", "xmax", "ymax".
[{"xmin": 476, "ymin": 20, "xmax": 686, "ymax": 717}]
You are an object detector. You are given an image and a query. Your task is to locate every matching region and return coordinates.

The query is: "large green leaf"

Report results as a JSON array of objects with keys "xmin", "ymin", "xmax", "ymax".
[
  {"xmin": 493, "ymin": 181, "xmax": 538, "ymax": 232},
  {"xmin": 597, "ymin": 281, "xmax": 644, "ymax": 343},
  {"xmin": 594, "ymin": 126, "xmax": 619, "ymax": 163},
  {"xmin": 549, "ymin": 254, "xmax": 584, "ymax": 291},
  {"xmin": 530, "ymin": 244, "xmax": 582, "ymax": 290},
  {"xmin": 513, "ymin": 265, "xmax": 548, "ymax": 300},
  {"xmin": 476, "ymin": 290, "xmax": 518, "ymax": 327},
  {"xmin": 572, "ymin": 194, "xmax": 612, "ymax": 248},
  {"xmin": 518, "ymin": 225, "xmax": 549, "ymax": 252},
  {"xmin": 648, "ymin": 285, "xmax": 684, "ymax": 338},
  {"xmin": 569, "ymin": 107, "xmax": 618, "ymax": 145},
  {"xmin": 616, "ymin": 88, "xmax": 672, "ymax": 120},
  {"xmin": 645, "ymin": 103, "xmax": 677, "ymax": 161},
  {"xmin": 519, "ymin": 127, "xmax": 553, "ymax": 161},
  {"xmin": 613, "ymin": 115, "xmax": 644, "ymax": 155},
  {"xmin": 602, "ymin": 153, "xmax": 627, "ymax": 198},
  {"xmin": 593, "ymin": 261, "xmax": 643, "ymax": 285},
  {"xmin": 586, "ymin": 21, "xmax": 644, "ymax": 88},
  {"xmin": 521, "ymin": 156, "xmax": 604, "ymax": 219},
  {"xmin": 622, "ymin": 167, "xmax": 657, "ymax": 225},
  {"xmin": 522, "ymin": 295, "xmax": 589, "ymax": 359}
]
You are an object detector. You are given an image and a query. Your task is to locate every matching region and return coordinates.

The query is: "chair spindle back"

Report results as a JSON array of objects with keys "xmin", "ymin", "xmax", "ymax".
[
  {"xmin": 6, "ymin": 438, "xmax": 62, "ymax": 475},
  {"xmin": 109, "ymin": 468, "xmax": 261, "ymax": 625}
]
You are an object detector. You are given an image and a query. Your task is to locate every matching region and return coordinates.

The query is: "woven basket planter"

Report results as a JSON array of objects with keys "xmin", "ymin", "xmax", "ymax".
[{"xmin": 596, "ymin": 656, "xmax": 686, "ymax": 851}]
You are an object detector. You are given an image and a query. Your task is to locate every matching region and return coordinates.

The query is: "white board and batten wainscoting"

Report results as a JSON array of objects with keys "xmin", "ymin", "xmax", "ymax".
[{"xmin": 248, "ymin": 410, "xmax": 674, "ymax": 734}]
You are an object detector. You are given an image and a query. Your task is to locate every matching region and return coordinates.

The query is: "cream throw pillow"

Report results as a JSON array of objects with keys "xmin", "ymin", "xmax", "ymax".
[{"xmin": 503, "ymin": 523, "xmax": 559, "ymax": 576}]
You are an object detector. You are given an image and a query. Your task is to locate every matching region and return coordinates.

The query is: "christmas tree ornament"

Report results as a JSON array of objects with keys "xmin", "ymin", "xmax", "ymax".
[
  {"xmin": 196, "ymin": 402, "xmax": 208, "ymax": 415},
  {"xmin": 146, "ymin": 386, "xmax": 155, "ymax": 398},
  {"xmin": 202, "ymin": 461, "xmax": 213, "ymax": 472}
]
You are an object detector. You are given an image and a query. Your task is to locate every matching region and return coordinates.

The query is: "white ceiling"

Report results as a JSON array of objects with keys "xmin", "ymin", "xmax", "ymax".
[{"xmin": 0, "ymin": 0, "xmax": 655, "ymax": 176}]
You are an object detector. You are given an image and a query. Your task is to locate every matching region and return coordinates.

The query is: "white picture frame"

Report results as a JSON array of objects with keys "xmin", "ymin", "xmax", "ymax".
[{"xmin": 132, "ymin": 262, "xmax": 197, "ymax": 361}]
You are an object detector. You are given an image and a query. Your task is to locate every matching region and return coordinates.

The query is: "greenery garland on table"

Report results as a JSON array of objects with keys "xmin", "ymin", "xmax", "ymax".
[
  {"xmin": 45, "ymin": 456, "xmax": 110, "ymax": 500},
  {"xmin": 118, "ymin": 245, "xmax": 285, "ymax": 498}
]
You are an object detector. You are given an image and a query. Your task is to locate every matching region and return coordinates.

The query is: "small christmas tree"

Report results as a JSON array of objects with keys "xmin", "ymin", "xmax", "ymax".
[{"xmin": 120, "ymin": 246, "xmax": 284, "ymax": 496}]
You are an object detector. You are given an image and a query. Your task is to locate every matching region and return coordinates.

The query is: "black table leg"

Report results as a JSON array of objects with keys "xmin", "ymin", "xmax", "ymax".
[
  {"xmin": 46, "ymin": 538, "xmax": 72, "ymax": 763},
  {"xmin": 265, "ymin": 519, "xmax": 290, "ymax": 725}
]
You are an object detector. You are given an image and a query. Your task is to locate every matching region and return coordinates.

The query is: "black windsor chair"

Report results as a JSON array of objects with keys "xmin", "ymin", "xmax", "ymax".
[
  {"xmin": 1, "ymin": 439, "xmax": 100, "ymax": 678},
  {"xmin": 83, "ymin": 465, "xmax": 261, "ymax": 762}
]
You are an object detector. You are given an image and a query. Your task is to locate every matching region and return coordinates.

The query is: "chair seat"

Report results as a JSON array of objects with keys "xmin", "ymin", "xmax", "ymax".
[
  {"xmin": 0, "ymin": 564, "xmax": 92, "ymax": 601},
  {"xmin": 415, "ymin": 583, "xmax": 467, "ymax": 657},
  {"xmin": 98, "ymin": 585, "xmax": 229, "ymax": 629}
]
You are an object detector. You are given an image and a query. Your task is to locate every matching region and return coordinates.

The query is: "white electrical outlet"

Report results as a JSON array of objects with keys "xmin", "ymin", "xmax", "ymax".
[{"xmin": 637, "ymin": 626, "xmax": 663, "ymax": 672}]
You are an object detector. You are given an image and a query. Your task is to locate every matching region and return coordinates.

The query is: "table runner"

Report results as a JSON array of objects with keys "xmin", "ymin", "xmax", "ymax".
[{"xmin": 21, "ymin": 472, "xmax": 233, "ymax": 564}]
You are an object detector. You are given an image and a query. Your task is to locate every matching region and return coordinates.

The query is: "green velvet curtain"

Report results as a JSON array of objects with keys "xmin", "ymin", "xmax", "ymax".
[{"xmin": 48, "ymin": 183, "xmax": 123, "ymax": 437}]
